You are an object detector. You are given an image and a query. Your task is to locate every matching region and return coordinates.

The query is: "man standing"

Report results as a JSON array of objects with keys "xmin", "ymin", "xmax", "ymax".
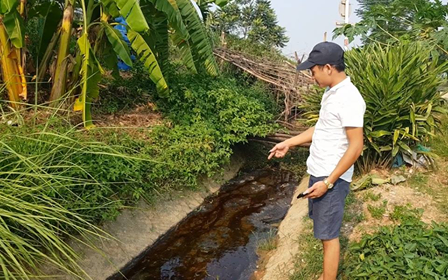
[{"xmin": 268, "ymin": 42, "xmax": 365, "ymax": 280}]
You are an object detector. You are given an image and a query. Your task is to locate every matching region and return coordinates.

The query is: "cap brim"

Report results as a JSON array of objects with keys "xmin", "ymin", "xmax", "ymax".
[{"xmin": 296, "ymin": 60, "xmax": 315, "ymax": 71}]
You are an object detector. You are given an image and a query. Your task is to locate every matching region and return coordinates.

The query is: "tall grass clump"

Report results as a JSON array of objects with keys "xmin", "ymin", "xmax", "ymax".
[
  {"xmin": 0, "ymin": 109, "xmax": 149, "ymax": 279},
  {"xmin": 300, "ymin": 42, "xmax": 448, "ymax": 172}
]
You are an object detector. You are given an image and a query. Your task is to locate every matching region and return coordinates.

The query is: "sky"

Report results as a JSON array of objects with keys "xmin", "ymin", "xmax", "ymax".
[
  {"xmin": 271, "ymin": 0, "xmax": 448, "ymax": 59},
  {"xmin": 270, "ymin": 0, "xmax": 362, "ymax": 59}
]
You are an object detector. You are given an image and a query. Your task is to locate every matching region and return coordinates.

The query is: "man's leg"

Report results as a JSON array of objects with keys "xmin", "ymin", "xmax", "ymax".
[
  {"xmin": 318, "ymin": 238, "xmax": 340, "ymax": 280},
  {"xmin": 310, "ymin": 178, "xmax": 348, "ymax": 280}
]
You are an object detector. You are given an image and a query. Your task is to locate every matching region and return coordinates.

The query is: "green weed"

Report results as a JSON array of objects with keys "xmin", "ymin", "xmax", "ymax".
[
  {"xmin": 390, "ymin": 204, "xmax": 423, "ymax": 224},
  {"xmin": 343, "ymin": 221, "xmax": 448, "ymax": 279},
  {"xmin": 367, "ymin": 200, "xmax": 388, "ymax": 219},
  {"xmin": 257, "ymin": 228, "xmax": 278, "ymax": 252},
  {"xmin": 362, "ymin": 191, "xmax": 382, "ymax": 202}
]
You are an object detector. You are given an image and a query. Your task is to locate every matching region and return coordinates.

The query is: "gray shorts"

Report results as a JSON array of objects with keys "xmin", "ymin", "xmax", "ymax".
[{"xmin": 308, "ymin": 175, "xmax": 350, "ymax": 240}]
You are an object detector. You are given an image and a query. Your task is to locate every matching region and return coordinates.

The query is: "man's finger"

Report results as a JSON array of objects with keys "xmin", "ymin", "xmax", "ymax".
[
  {"xmin": 267, "ymin": 152, "xmax": 275, "ymax": 160},
  {"xmin": 304, "ymin": 186, "xmax": 316, "ymax": 198}
]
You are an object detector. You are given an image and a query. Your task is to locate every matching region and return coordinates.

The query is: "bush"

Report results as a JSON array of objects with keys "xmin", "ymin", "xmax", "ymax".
[
  {"xmin": 140, "ymin": 73, "xmax": 279, "ymax": 188},
  {"xmin": 300, "ymin": 43, "xmax": 448, "ymax": 172},
  {"xmin": 343, "ymin": 221, "xmax": 448, "ymax": 279}
]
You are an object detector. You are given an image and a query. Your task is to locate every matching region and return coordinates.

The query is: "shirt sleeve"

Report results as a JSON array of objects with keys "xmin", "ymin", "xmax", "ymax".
[{"xmin": 338, "ymin": 93, "xmax": 366, "ymax": 128}]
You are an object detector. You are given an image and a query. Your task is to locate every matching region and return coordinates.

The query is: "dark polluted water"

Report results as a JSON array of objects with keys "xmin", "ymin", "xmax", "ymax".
[{"xmin": 108, "ymin": 168, "xmax": 298, "ymax": 280}]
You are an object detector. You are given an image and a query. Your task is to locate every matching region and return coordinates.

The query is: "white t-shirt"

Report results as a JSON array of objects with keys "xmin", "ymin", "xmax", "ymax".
[{"xmin": 306, "ymin": 77, "xmax": 366, "ymax": 182}]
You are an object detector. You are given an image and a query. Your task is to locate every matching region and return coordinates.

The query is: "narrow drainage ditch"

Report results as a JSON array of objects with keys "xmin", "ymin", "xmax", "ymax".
[{"xmin": 108, "ymin": 168, "xmax": 299, "ymax": 280}]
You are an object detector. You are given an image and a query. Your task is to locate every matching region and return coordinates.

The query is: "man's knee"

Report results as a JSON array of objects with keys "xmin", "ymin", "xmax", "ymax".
[{"xmin": 321, "ymin": 238, "xmax": 339, "ymax": 249}]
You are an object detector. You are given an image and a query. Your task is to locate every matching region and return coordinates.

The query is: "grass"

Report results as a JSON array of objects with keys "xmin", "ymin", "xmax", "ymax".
[
  {"xmin": 343, "ymin": 191, "xmax": 365, "ymax": 224},
  {"xmin": 290, "ymin": 218, "xmax": 323, "ymax": 280},
  {"xmin": 367, "ymin": 200, "xmax": 388, "ymax": 219},
  {"xmin": 0, "ymin": 188, "xmax": 108, "ymax": 279},
  {"xmin": 342, "ymin": 220, "xmax": 448, "ymax": 279},
  {"xmin": 257, "ymin": 228, "xmax": 278, "ymax": 252},
  {"xmin": 0, "ymin": 125, "xmax": 121, "ymax": 279},
  {"xmin": 405, "ymin": 114, "xmax": 448, "ymax": 215},
  {"xmin": 0, "ymin": 104, "xmax": 155, "ymax": 278},
  {"xmin": 362, "ymin": 190, "xmax": 382, "ymax": 202}
]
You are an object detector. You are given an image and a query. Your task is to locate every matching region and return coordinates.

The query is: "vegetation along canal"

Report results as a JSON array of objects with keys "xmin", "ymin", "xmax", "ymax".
[{"xmin": 108, "ymin": 168, "xmax": 298, "ymax": 279}]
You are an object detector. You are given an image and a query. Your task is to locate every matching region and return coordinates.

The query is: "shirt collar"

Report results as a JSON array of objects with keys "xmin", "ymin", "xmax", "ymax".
[
  {"xmin": 321, "ymin": 77, "xmax": 351, "ymax": 105},
  {"xmin": 327, "ymin": 76, "xmax": 351, "ymax": 93}
]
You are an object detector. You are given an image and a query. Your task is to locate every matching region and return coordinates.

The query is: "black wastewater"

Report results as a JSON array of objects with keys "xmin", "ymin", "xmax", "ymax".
[{"xmin": 108, "ymin": 168, "xmax": 299, "ymax": 280}]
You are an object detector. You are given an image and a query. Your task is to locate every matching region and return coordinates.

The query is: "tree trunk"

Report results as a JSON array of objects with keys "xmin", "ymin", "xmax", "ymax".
[
  {"xmin": 49, "ymin": 0, "xmax": 74, "ymax": 105},
  {"xmin": 0, "ymin": 17, "xmax": 22, "ymax": 108}
]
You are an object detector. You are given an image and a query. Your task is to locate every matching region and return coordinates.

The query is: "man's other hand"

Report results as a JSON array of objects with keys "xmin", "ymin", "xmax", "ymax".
[
  {"xmin": 268, "ymin": 142, "xmax": 290, "ymax": 160},
  {"xmin": 304, "ymin": 181, "xmax": 328, "ymax": 199}
]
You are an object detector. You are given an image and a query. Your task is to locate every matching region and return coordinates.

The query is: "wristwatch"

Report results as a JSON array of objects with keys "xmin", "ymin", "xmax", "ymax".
[{"xmin": 323, "ymin": 178, "xmax": 334, "ymax": 189}]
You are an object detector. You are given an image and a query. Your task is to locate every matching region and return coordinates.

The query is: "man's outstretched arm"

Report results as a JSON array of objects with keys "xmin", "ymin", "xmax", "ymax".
[{"xmin": 268, "ymin": 127, "xmax": 315, "ymax": 160}]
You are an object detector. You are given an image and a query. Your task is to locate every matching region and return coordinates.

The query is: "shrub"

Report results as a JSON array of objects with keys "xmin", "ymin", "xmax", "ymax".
[
  {"xmin": 300, "ymin": 43, "xmax": 448, "ymax": 172},
  {"xmin": 140, "ymin": 73, "xmax": 279, "ymax": 188}
]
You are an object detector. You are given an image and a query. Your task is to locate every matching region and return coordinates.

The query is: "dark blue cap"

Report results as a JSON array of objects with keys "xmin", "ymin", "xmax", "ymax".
[{"xmin": 297, "ymin": 42, "xmax": 345, "ymax": 70}]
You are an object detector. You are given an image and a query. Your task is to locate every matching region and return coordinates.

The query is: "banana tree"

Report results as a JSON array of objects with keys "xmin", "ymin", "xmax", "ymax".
[
  {"xmin": 1, "ymin": 0, "xmax": 219, "ymax": 127},
  {"xmin": 0, "ymin": 0, "xmax": 27, "ymax": 108},
  {"xmin": 194, "ymin": 0, "xmax": 228, "ymax": 21},
  {"xmin": 72, "ymin": 0, "xmax": 220, "ymax": 127},
  {"xmin": 72, "ymin": 0, "xmax": 169, "ymax": 128}
]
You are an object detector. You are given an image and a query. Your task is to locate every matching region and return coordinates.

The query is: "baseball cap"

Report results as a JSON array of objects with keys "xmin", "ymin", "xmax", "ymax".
[{"xmin": 297, "ymin": 42, "xmax": 345, "ymax": 71}]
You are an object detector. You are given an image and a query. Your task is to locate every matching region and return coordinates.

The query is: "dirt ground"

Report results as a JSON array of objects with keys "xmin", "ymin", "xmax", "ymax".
[
  {"xmin": 95, "ymin": 104, "xmax": 163, "ymax": 128},
  {"xmin": 348, "ymin": 183, "xmax": 446, "ymax": 242}
]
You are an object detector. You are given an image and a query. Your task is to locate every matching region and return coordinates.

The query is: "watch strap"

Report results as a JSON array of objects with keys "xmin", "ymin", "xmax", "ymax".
[{"xmin": 324, "ymin": 179, "xmax": 334, "ymax": 189}]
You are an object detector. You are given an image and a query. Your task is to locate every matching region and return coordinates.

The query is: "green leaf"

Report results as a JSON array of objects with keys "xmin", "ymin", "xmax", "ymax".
[
  {"xmin": 176, "ymin": 0, "xmax": 218, "ymax": 75},
  {"xmin": 398, "ymin": 141, "xmax": 413, "ymax": 155},
  {"xmin": 437, "ymin": 234, "xmax": 448, "ymax": 247},
  {"xmin": 369, "ymin": 130, "xmax": 391, "ymax": 138},
  {"xmin": 103, "ymin": 22, "xmax": 132, "ymax": 66},
  {"xmin": 0, "ymin": 0, "xmax": 18, "ymax": 14},
  {"xmin": 392, "ymin": 145, "xmax": 400, "ymax": 157},
  {"xmin": 114, "ymin": 0, "xmax": 149, "ymax": 33},
  {"xmin": 171, "ymin": 27, "xmax": 197, "ymax": 73},
  {"xmin": 74, "ymin": 33, "xmax": 103, "ymax": 128},
  {"xmin": 379, "ymin": 145, "xmax": 392, "ymax": 152},
  {"xmin": 102, "ymin": 39, "xmax": 120, "ymax": 79},
  {"xmin": 215, "ymin": 0, "xmax": 228, "ymax": 7},
  {"xmin": 393, "ymin": 129, "xmax": 400, "ymax": 145},
  {"xmin": 148, "ymin": 0, "xmax": 189, "ymax": 38},
  {"xmin": 3, "ymin": 9, "xmax": 24, "ymax": 48},
  {"xmin": 101, "ymin": 0, "xmax": 120, "ymax": 17},
  {"xmin": 128, "ymin": 29, "xmax": 169, "ymax": 95},
  {"xmin": 37, "ymin": 2, "xmax": 63, "ymax": 63},
  {"xmin": 370, "ymin": 142, "xmax": 382, "ymax": 154}
]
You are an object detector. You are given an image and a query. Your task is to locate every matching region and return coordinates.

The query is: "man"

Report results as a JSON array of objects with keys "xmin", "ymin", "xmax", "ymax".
[{"xmin": 268, "ymin": 42, "xmax": 365, "ymax": 280}]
